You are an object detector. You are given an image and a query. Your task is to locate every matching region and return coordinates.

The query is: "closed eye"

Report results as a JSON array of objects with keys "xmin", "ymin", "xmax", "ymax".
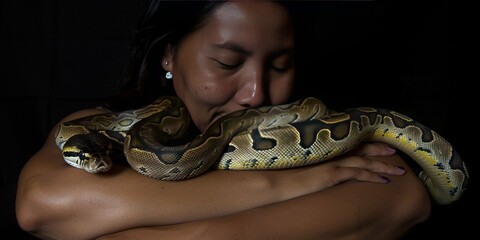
[
  {"xmin": 211, "ymin": 58, "xmax": 242, "ymax": 70},
  {"xmin": 271, "ymin": 64, "xmax": 290, "ymax": 72}
]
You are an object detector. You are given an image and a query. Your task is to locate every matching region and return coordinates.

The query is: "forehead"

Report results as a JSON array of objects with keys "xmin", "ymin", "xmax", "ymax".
[{"xmin": 197, "ymin": 1, "xmax": 294, "ymax": 49}]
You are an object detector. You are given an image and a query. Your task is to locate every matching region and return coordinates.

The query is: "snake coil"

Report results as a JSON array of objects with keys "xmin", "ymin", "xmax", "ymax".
[{"xmin": 55, "ymin": 96, "xmax": 469, "ymax": 205}]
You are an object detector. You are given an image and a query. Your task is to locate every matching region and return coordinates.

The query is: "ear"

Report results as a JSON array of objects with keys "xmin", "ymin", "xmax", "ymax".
[{"xmin": 162, "ymin": 44, "xmax": 174, "ymax": 72}]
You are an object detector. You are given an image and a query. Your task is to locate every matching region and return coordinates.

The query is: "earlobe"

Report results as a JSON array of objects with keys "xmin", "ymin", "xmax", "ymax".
[{"xmin": 162, "ymin": 44, "xmax": 174, "ymax": 72}]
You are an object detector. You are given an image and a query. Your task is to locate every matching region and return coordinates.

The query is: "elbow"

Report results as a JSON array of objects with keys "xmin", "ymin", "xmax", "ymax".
[
  {"xmin": 16, "ymin": 172, "xmax": 72, "ymax": 234},
  {"xmin": 16, "ymin": 175, "xmax": 50, "ymax": 233}
]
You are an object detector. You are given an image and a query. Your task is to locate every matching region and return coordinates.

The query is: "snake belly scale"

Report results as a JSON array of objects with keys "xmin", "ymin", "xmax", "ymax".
[{"xmin": 55, "ymin": 96, "xmax": 469, "ymax": 205}]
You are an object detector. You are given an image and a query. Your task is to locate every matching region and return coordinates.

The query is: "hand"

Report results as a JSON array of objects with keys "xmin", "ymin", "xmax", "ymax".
[
  {"xmin": 271, "ymin": 142, "xmax": 405, "ymax": 200},
  {"xmin": 346, "ymin": 142, "xmax": 397, "ymax": 157}
]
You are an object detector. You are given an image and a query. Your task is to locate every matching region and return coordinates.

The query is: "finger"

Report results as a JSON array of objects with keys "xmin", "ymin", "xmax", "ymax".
[
  {"xmin": 347, "ymin": 142, "xmax": 396, "ymax": 157},
  {"xmin": 332, "ymin": 156, "xmax": 406, "ymax": 176},
  {"xmin": 327, "ymin": 167, "xmax": 393, "ymax": 185}
]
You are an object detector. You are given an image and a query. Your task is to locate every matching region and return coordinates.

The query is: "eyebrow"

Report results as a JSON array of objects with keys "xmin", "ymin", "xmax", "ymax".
[
  {"xmin": 211, "ymin": 42, "xmax": 294, "ymax": 57},
  {"xmin": 211, "ymin": 42, "xmax": 251, "ymax": 55}
]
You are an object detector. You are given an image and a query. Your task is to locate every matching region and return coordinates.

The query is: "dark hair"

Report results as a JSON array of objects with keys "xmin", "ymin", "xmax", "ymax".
[{"xmin": 108, "ymin": 0, "xmax": 225, "ymax": 110}]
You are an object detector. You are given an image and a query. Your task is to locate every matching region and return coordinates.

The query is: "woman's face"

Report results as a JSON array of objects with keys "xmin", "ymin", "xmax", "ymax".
[{"xmin": 164, "ymin": 1, "xmax": 295, "ymax": 132}]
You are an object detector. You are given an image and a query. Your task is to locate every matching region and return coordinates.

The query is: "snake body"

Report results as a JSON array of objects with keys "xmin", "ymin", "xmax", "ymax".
[{"xmin": 55, "ymin": 96, "xmax": 469, "ymax": 205}]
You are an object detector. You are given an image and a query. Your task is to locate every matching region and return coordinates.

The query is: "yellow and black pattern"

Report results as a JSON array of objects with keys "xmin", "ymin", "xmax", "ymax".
[{"xmin": 55, "ymin": 96, "xmax": 469, "ymax": 205}]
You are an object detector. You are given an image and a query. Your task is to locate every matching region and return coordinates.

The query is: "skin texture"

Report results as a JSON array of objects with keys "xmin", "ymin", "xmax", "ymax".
[
  {"xmin": 164, "ymin": 1, "xmax": 295, "ymax": 131},
  {"xmin": 16, "ymin": 1, "xmax": 431, "ymax": 240},
  {"xmin": 97, "ymin": 155, "xmax": 428, "ymax": 240}
]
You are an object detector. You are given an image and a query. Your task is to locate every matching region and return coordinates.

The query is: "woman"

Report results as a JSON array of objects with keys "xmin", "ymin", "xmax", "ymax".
[{"xmin": 16, "ymin": 1, "xmax": 431, "ymax": 239}]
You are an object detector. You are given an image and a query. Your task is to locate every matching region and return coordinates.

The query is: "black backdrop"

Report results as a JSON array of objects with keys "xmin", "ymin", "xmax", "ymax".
[{"xmin": 2, "ymin": 0, "xmax": 474, "ymax": 239}]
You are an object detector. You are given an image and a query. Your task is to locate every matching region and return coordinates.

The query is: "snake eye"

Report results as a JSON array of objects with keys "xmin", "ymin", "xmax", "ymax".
[{"xmin": 79, "ymin": 152, "xmax": 87, "ymax": 161}]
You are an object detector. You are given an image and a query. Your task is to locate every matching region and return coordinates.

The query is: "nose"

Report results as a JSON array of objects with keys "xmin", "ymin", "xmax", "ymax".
[{"xmin": 235, "ymin": 69, "xmax": 267, "ymax": 108}]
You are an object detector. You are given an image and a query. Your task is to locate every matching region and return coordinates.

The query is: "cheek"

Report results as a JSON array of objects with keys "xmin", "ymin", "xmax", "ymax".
[
  {"xmin": 189, "ymin": 82, "xmax": 234, "ymax": 131},
  {"xmin": 187, "ymin": 77, "xmax": 236, "ymax": 108},
  {"xmin": 173, "ymin": 66, "xmax": 237, "ymax": 131},
  {"xmin": 194, "ymin": 81, "xmax": 228, "ymax": 101},
  {"xmin": 175, "ymin": 56, "xmax": 236, "ymax": 106}
]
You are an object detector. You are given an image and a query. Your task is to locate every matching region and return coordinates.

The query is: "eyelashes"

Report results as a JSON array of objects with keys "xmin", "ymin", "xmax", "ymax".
[{"xmin": 212, "ymin": 58, "xmax": 242, "ymax": 69}]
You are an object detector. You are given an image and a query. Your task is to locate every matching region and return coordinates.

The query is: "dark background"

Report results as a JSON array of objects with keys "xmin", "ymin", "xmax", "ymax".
[{"xmin": 1, "ymin": 0, "xmax": 474, "ymax": 239}]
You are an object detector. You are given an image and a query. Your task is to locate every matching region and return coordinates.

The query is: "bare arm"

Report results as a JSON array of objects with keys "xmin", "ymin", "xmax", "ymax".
[
  {"xmin": 16, "ymin": 109, "xmax": 408, "ymax": 240},
  {"xmin": 98, "ymin": 155, "xmax": 431, "ymax": 240}
]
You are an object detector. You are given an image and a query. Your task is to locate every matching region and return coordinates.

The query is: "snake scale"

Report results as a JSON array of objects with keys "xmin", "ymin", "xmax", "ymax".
[{"xmin": 55, "ymin": 96, "xmax": 469, "ymax": 205}]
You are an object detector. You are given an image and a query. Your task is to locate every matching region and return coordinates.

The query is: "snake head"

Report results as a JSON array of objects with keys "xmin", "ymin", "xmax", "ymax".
[
  {"xmin": 62, "ymin": 147, "xmax": 112, "ymax": 173},
  {"xmin": 62, "ymin": 133, "xmax": 114, "ymax": 173}
]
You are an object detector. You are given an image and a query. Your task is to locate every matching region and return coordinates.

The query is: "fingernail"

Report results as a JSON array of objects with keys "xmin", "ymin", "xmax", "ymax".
[
  {"xmin": 380, "ymin": 176, "xmax": 391, "ymax": 183},
  {"xmin": 396, "ymin": 166, "xmax": 406, "ymax": 172},
  {"xmin": 385, "ymin": 145, "xmax": 396, "ymax": 153}
]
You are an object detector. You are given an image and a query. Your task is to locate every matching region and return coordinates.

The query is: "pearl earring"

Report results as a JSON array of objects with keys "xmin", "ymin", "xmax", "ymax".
[{"xmin": 165, "ymin": 71, "xmax": 173, "ymax": 79}]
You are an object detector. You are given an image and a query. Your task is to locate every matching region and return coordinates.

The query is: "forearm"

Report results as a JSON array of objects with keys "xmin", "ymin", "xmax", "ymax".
[
  {"xmin": 16, "ymin": 110, "xmax": 408, "ymax": 240},
  {"xmin": 15, "ymin": 129, "xmax": 347, "ymax": 239},
  {"xmin": 217, "ymin": 155, "xmax": 431, "ymax": 240},
  {"xmin": 16, "ymin": 147, "xmax": 403, "ymax": 240},
  {"xmin": 202, "ymin": 166, "xmax": 431, "ymax": 240},
  {"xmin": 99, "ymin": 155, "xmax": 431, "ymax": 240},
  {"xmin": 16, "ymin": 110, "xmax": 321, "ymax": 239},
  {"xmin": 15, "ymin": 148, "xmax": 296, "ymax": 239}
]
